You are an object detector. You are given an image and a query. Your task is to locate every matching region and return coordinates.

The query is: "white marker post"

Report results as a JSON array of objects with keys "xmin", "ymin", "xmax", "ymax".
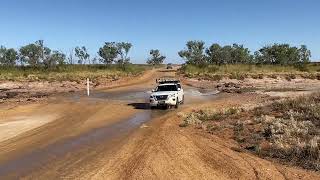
[{"xmin": 87, "ymin": 78, "xmax": 90, "ymax": 96}]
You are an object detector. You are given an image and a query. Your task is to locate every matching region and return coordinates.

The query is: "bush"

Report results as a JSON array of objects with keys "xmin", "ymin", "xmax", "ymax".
[
  {"xmin": 267, "ymin": 74, "xmax": 278, "ymax": 79},
  {"xmin": 213, "ymin": 74, "xmax": 223, "ymax": 81},
  {"xmin": 242, "ymin": 93, "xmax": 320, "ymax": 170},
  {"xmin": 251, "ymin": 74, "xmax": 264, "ymax": 79},
  {"xmin": 180, "ymin": 108, "xmax": 239, "ymax": 126},
  {"xmin": 229, "ymin": 73, "xmax": 247, "ymax": 80}
]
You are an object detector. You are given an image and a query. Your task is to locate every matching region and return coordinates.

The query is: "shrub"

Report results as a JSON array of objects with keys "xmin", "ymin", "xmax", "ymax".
[
  {"xmin": 211, "ymin": 74, "xmax": 223, "ymax": 81},
  {"xmin": 244, "ymin": 93, "xmax": 320, "ymax": 170},
  {"xmin": 181, "ymin": 108, "xmax": 239, "ymax": 126},
  {"xmin": 229, "ymin": 73, "xmax": 247, "ymax": 80},
  {"xmin": 268, "ymin": 74, "xmax": 278, "ymax": 79}
]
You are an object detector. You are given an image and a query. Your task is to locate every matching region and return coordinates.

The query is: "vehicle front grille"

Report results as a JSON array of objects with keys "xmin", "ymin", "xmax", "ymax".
[{"xmin": 155, "ymin": 95, "xmax": 168, "ymax": 100}]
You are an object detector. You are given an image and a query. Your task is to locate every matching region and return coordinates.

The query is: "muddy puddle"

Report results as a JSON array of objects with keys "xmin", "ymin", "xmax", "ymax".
[
  {"xmin": 0, "ymin": 85, "xmax": 218, "ymax": 177},
  {"xmin": 62, "ymin": 85, "xmax": 218, "ymax": 103},
  {"xmin": 0, "ymin": 110, "xmax": 165, "ymax": 177}
]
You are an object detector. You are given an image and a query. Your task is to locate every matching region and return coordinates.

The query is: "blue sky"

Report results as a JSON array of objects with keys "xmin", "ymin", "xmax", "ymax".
[{"xmin": 0, "ymin": 0, "xmax": 319, "ymax": 63}]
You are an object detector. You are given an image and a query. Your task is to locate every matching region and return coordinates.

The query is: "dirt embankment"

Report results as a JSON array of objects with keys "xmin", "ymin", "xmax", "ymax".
[
  {"xmin": 0, "ymin": 69, "xmax": 156, "ymax": 105},
  {"xmin": 181, "ymin": 75, "xmax": 320, "ymax": 98}
]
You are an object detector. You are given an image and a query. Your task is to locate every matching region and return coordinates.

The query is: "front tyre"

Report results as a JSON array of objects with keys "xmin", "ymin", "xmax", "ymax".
[
  {"xmin": 175, "ymin": 98, "xmax": 179, "ymax": 109},
  {"xmin": 181, "ymin": 95, "xmax": 185, "ymax": 104}
]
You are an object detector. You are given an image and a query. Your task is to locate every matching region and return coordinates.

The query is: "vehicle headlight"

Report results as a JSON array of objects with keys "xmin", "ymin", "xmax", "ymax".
[{"xmin": 169, "ymin": 94, "xmax": 175, "ymax": 98}]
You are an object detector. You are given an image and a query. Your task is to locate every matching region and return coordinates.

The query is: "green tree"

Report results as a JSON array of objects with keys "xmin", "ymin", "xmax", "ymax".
[
  {"xmin": 44, "ymin": 51, "xmax": 66, "ymax": 68},
  {"xmin": 116, "ymin": 42, "xmax": 132, "ymax": 65},
  {"xmin": 299, "ymin": 45, "xmax": 311, "ymax": 64},
  {"xmin": 19, "ymin": 40, "xmax": 50, "ymax": 66},
  {"xmin": 0, "ymin": 46, "xmax": 5, "ymax": 64},
  {"xmin": 75, "ymin": 46, "xmax": 90, "ymax": 64},
  {"xmin": 178, "ymin": 41, "xmax": 206, "ymax": 65},
  {"xmin": 206, "ymin": 43, "xmax": 252, "ymax": 65},
  {"xmin": 147, "ymin": 49, "xmax": 166, "ymax": 65},
  {"xmin": 206, "ymin": 43, "xmax": 221, "ymax": 65},
  {"xmin": 254, "ymin": 44, "xmax": 309, "ymax": 65},
  {"xmin": 37, "ymin": 40, "xmax": 51, "ymax": 63},
  {"xmin": 220, "ymin": 45, "xmax": 233, "ymax": 64},
  {"xmin": 0, "ymin": 46, "xmax": 17, "ymax": 66},
  {"xmin": 98, "ymin": 42, "xmax": 118, "ymax": 64},
  {"xmin": 230, "ymin": 44, "xmax": 253, "ymax": 64}
]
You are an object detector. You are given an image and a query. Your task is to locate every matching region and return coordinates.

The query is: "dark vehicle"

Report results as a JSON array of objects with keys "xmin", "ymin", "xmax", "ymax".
[{"xmin": 166, "ymin": 63, "xmax": 173, "ymax": 69}]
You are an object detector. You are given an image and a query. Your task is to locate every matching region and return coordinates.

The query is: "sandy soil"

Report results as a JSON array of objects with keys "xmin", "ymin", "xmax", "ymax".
[
  {"xmin": 21, "ymin": 94, "xmax": 320, "ymax": 180},
  {"xmin": 182, "ymin": 76, "xmax": 320, "ymax": 98},
  {"xmin": 0, "ymin": 68, "xmax": 157, "ymax": 104},
  {"xmin": 0, "ymin": 68, "xmax": 319, "ymax": 179}
]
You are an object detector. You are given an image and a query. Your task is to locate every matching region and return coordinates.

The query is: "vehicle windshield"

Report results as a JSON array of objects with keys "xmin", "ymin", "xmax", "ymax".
[{"xmin": 156, "ymin": 85, "xmax": 177, "ymax": 91}]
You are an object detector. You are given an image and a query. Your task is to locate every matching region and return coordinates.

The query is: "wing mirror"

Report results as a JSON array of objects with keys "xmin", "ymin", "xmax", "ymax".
[{"xmin": 152, "ymin": 89, "xmax": 155, "ymax": 92}]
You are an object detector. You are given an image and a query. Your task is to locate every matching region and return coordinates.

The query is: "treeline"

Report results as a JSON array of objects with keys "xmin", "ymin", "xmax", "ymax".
[
  {"xmin": 178, "ymin": 41, "xmax": 312, "ymax": 66},
  {"xmin": 1, "ymin": 40, "xmax": 313, "ymax": 68},
  {"xmin": 0, "ymin": 40, "xmax": 166, "ymax": 68}
]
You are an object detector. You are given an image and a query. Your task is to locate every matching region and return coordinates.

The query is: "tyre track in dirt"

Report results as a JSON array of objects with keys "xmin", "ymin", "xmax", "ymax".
[
  {"xmin": 72, "ymin": 94, "xmax": 320, "ymax": 180},
  {"xmin": 0, "ymin": 68, "xmax": 319, "ymax": 179}
]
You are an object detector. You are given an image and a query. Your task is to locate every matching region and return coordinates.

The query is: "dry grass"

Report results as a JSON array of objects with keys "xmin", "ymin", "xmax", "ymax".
[
  {"xmin": 0, "ymin": 64, "xmax": 148, "ymax": 82},
  {"xmin": 179, "ymin": 107, "xmax": 240, "ymax": 127},
  {"xmin": 180, "ymin": 93, "xmax": 320, "ymax": 171},
  {"xmin": 180, "ymin": 64, "xmax": 320, "ymax": 81},
  {"xmin": 237, "ymin": 94, "xmax": 320, "ymax": 171}
]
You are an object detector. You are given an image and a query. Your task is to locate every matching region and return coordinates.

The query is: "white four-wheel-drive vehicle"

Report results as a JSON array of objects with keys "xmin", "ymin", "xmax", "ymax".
[{"xmin": 150, "ymin": 79, "xmax": 184, "ymax": 109}]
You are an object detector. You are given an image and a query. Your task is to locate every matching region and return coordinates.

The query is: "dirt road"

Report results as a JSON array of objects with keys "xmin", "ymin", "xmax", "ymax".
[{"xmin": 0, "ymin": 69, "xmax": 319, "ymax": 179}]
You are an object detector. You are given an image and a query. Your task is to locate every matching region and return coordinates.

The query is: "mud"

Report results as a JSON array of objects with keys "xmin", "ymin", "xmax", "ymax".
[
  {"xmin": 0, "ymin": 69, "xmax": 156, "ymax": 105},
  {"xmin": 0, "ymin": 68, "xmax": 319, "ymax": 179},
  {"xmin": 0, "ymin": 68, "xmax": 221, "ymax": 179}
]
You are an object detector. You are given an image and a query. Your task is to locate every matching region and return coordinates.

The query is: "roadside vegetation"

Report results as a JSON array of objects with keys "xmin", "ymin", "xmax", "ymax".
[
  {"xmin": 178, "ymin": 41, "xmax": 319, "ymax": 80},
  {"xmin": 0, "ymin": 40, "xmax": 153, "ymax": 82},
  {"xmin": 181, "ymin": 64, "xmax": 320, "ymax": 80},
  {"xmin": 180, "ymin": 93, "xmax": 320, "ymax": 171},
  {"xmin": 0, "ymin": 64, "xmax": 147, "ymax": 82}
]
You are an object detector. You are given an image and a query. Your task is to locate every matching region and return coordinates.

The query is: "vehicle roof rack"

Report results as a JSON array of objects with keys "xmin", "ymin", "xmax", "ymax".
[{"xmin": 156, "ymin": 78, "xmax": 180, "ymax": 84}]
